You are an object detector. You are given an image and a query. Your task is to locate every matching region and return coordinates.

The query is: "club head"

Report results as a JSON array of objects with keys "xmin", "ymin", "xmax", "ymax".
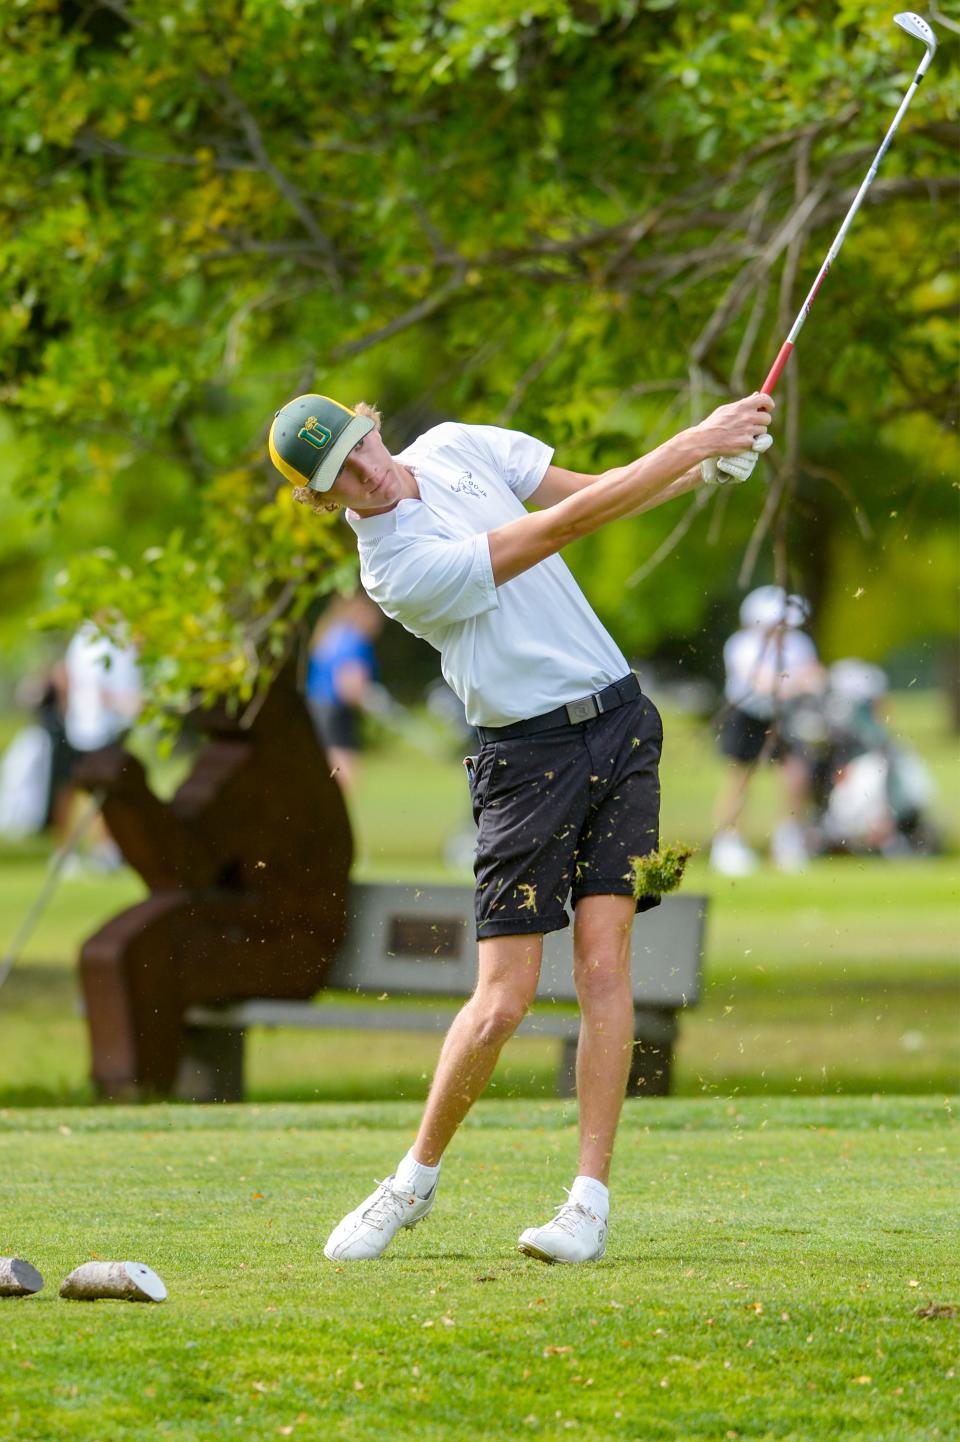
[{"xmin": 894, "ymin": 11, "xmax": 938, "ymax": 61}]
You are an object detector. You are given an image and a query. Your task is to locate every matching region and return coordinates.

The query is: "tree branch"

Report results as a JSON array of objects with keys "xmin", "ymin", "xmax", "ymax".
[
  {"xmin": 497, "ymin": 324, "xmax": 572, "ymax": 424},
  {"xmin": 73, "ymin": 129, "xmax": 258, "ymax": 171},
  {"xmin": 625, "ymin": 488, "xmax": 714, "ymax": 589},
  {"xmin": 330, "ymin": 267, "xmax": 468, "ymax": 362},
  {"xmin": 211, "ymin": 75, "xmax": 344, "ymax": 291},
  {"xmin": 804, "ymin": 464, "xmax": 874, "ymax": 540}
]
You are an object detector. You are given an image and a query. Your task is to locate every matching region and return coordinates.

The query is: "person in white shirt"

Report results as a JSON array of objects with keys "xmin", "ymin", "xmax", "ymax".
[
  {"xmin": 64, "ymin": 623, "xmax": 142, "ymax": 753},
  {"xmin": 62, "ymin": 620, "xmax": 143, "ymax": 870},
  {"xmin": 710, "ymin": 586, "xmax": 824, "ymax": 875},
  {"xmin": 268, "ymin": 388, "xmax": 774, "ymax": 1264}
]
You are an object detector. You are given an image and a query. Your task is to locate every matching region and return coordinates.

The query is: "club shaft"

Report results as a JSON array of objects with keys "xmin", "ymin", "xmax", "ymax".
[{"xmin": 761, "ymin": 67, "xmax": 928, "ymax": 395}]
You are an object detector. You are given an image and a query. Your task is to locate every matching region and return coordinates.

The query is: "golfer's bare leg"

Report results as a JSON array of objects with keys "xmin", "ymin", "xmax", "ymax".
[
  {"xmin": 714, "ymin": 760, "xmax": 751, "ymax": 832},
  {"xmin": 779, "ymin": 752, "xmax": 811, "ymax": 820},
  {"xmin": 572, "ymin": 894, "xmax": 637, "ymax": 1184},
  {"xmin": 325, "ymin": 745, "xmax": 358, "ymax": 791},
  {"xmin": 411, "ymin": 933, "xmax": 544, "ymax": 1166}
]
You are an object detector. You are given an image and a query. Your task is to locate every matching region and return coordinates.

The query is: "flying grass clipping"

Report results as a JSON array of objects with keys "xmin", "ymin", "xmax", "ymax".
[{"xmin": 630, "ymin": 843, "xmax": 694, "ymax": 898}]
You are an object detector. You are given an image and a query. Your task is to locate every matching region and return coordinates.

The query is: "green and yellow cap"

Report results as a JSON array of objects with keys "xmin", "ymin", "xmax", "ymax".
[{"xmin": 268, "ymin": 394, "xmax": 374, "ymax": 493}]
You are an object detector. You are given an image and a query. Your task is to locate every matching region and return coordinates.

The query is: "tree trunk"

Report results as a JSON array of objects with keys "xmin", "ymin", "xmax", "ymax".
[{"xmin": 944, "ymin": 638, "xmax": 960, "ymax": 734}]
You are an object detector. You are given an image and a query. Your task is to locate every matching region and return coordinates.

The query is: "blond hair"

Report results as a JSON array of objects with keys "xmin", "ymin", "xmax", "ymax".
[{"xmin": 290, "ymin": 402, "xmax": 383, "ymax": 514}]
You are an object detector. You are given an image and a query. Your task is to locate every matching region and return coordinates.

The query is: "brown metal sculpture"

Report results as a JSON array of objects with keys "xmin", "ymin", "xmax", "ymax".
[{"xmin": 76, "ymin": 663, "xmax": 353, "ymax": 1099}]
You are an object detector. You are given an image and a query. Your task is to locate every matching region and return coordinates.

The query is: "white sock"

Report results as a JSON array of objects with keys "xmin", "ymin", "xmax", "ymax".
[
  {"xmin": 394, "ymin": 1149, "xmax": 441, "ymax": 1199},
  {"xmin": 569, "ymin": 1174, "xmax": 609, "ymax": 1221}
]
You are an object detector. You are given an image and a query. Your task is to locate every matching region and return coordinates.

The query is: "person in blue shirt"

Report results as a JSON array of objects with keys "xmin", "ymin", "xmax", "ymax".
[{"xmin": 306, "ymin": 593, "xmax": 383, "ymax": 790}]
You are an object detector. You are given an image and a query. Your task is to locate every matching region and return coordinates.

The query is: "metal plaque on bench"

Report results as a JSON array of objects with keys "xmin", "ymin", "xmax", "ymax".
[
  {"xmin": 388, "ymin": 916, "xmax": 465, "ymax": 961},
  {"xmin": 330, "ymin": 886, "xmax": 475, "ymax": 994}
]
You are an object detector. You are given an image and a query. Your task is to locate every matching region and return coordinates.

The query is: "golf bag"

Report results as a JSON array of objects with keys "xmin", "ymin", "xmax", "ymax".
[{"xmin": 779, "ymin": 689, "xmax": 939, "ymax": 857}]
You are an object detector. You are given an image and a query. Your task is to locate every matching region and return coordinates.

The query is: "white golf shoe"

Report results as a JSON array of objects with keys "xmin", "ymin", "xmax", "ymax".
[
  {"xmin": 770, "ymin": 819, "xmax": 809, "ymax": 872},
  {"xmin": 324, "ymin": 1176, "xmax": 437, "ymax": 1262},
  {"xmin": 518, "ymin": 1198, "xmax": 607, "ymax": 1265},
  {"xmin": 709, "ymin": 828, "xmax": 758, "ymax": 876}
]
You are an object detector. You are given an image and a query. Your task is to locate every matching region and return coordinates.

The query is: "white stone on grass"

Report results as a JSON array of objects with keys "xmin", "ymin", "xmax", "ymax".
[
  {"xmin": 0, "ymin": 1257, "xmax": 44, "ymax": 1296},
  {"xmin": 59, "ymin": 1261, "xmax": 167, "ymax": 1302}
]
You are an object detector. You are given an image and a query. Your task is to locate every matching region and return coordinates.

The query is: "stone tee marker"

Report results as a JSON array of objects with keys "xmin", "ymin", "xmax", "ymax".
[
  {"xmin": 60, "ymin": 1261, "xmax": 167, "ymax": 1302},
  {"xmin": 0, "ymin": 1258, "xmax": 44, "ymax": 1296}
]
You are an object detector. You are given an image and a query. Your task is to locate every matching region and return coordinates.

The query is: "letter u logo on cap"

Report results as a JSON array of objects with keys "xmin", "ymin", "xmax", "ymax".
[{"xmin": 298, "ymin": 417, "xmax": 332, "ymax": 450}]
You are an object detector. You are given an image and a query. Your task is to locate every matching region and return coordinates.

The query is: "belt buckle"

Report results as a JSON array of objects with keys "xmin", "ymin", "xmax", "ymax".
[{"xmin": 565, "ymin": 696, "xmax": 598, "ymax": 725}]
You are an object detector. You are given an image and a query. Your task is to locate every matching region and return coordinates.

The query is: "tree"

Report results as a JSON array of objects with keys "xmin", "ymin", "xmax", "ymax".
[{"xmin": 2, "ymin": 0, "xmax": 956, "ymax": 711}]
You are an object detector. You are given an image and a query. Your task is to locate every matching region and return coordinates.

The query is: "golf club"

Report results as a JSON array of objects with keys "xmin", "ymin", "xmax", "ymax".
[
  {"xmin": 765, "ymin": 10, "xmax": 936, "ymax": 397},
  {"xmin": 716, "ymin": 11, "xmax": 938, "ymax": 479}
]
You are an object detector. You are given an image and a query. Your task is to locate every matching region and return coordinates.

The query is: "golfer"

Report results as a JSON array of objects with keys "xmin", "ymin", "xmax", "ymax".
[{"xmin": 268, "ymin": 388, "xmax": 774, "ymax": 1263}]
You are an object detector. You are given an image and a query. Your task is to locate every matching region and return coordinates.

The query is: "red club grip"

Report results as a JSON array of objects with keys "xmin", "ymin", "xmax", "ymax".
[{"xmin": 761, "ymin": 341, "xmax": 794, "ymax": 396}]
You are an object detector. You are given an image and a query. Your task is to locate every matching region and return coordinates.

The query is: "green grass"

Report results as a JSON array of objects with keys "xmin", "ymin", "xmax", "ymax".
[
  {"xmin": 0, "ymin": 690, "xmax": 956, "ymax": 1106},
  {"xmin": 1, "ymin": 691, "xmax": 955, "ymax": 873},
  {"xmin": 351, "ymin": 689, "xmax": 959, "ymax": 873},
  {"xmin": 0, "ymin": 695, "xmax": 956, "ymax": 1435},
  {"xmin": 2, "ymin": 1097, "xmax": 957, "ymax": 1442},
  {"xmin": 1, "ymin": 855, "xmax": 956, "ymax": 1106}
]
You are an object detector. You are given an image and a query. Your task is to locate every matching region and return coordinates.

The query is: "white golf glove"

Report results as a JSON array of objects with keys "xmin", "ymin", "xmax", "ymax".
[{"xmin": 702, "ymin": 432, "xmax": 773, "ymax": 486}]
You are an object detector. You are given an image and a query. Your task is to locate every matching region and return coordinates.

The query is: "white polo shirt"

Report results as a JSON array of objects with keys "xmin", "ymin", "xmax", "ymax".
[
  {"xmin": 345, "ymin": 423, "xmax": 629, "ymax": 727},
  {"xmin": 724, "ymin": 626, "xmax": 819, "ymax": 720}
]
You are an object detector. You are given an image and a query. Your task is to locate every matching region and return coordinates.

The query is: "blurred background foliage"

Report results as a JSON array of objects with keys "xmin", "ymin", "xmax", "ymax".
[{"xmin": 0, "ymin": 0, "xmax": 957, "ymax": 713}]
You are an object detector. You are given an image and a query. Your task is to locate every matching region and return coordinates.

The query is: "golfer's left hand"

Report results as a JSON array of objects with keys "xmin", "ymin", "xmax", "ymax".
[{"xmin": 703, "ymin": 432, "xmax": 773, "ymax": 486}]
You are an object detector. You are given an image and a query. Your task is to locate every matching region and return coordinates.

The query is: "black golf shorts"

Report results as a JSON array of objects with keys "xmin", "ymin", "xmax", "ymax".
[
  {"xmin": 309, "ymin": 700, "xmax": 361, "ymax": 752},
  {"xmin": 716, "ymin": 707, "xmax": 783, "ymax": 764},
  {"xmin": 465, "ymin": 692, "xmax": 663, "ymax": 941}
]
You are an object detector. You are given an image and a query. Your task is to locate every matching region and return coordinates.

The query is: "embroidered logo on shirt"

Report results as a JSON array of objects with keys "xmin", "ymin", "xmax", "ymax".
[{"xmin": 451, "ymin": 471, "xmax": 487, "ymax": 499}]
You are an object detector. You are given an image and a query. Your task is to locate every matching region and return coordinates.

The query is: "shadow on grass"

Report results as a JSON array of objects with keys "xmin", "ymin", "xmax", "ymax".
[
  {"xmin": 5, "ymin": 1073, "xmax": 956, "ymax": 1110},
  {"xmin": 0, "ymin": 1083, "xmax": 97, "ymax": 1107}
]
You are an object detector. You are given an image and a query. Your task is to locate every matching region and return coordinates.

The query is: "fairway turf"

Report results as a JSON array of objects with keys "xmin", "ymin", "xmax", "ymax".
[
  {"xmin": 2, "ymin": 1097, "xmax": 957, "ymax": 1441},
  {"xmin": 1, "ymin": 855, "xmax": 956, "ymax": 1106}
]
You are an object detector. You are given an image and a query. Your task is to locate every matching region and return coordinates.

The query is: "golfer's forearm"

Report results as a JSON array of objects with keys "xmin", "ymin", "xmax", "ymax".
[
  {"xmin": 625, "ymin": 465, "xmax": 703, "ymax": 516},
  {"xmin": 555, "ymin": 430, "xmax": 705, "ymax": 531},
  {"xmin": 489, "ymin": 429, "xmax": 704, "ymax": 584}
]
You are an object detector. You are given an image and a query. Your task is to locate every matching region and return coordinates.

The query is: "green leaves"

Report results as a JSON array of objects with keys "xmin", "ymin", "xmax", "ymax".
[
  {"xmin": 1, "ymin": 0, "xmax": 956, "ymax": 700},
  {"xmin": 37, "ymin": 478, "xmax": 355, "ymax": 727}
]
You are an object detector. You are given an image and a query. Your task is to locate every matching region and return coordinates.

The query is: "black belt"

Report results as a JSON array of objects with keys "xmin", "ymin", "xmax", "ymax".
[{"xmin": 475, "ymin": 672, "xmax": 641, "ymax": 745}]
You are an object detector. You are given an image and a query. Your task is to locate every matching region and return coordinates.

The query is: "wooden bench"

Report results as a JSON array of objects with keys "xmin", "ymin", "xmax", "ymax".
[{"xmin": 178, "ymin": 883, "xmax": 706, "ymax": 1102}]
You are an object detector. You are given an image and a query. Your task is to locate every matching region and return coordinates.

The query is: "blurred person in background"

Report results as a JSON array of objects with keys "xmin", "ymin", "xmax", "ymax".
[
  {"xmin": 0, "ymin": 661, "xmax": 71, "ymax": 844},
  {"xmin": 816, "ymin": 659, "xmax": 938, "ymax": 856},
  {"xmin": 306, "ymin": 592, "xmax": 384, "ymax": 791},
  {"xmin": 710, "ymin": 585, "xmax": 825, "ymax": 875},
  {"xmin": 62, "ymin": 619, "xmax": 143, "ymax": 871}
]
